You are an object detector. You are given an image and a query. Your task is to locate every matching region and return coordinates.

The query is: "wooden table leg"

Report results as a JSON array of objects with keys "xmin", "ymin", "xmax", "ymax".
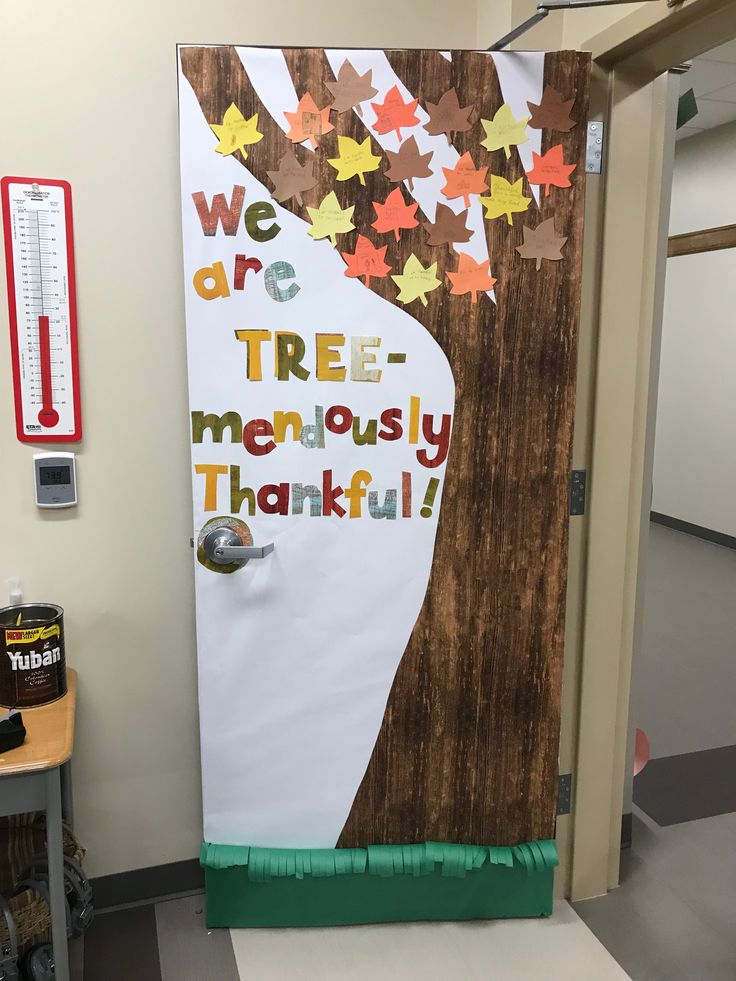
[{"xmin": 46, "ymin": 767, "xmax": 70, "ymax": 981}]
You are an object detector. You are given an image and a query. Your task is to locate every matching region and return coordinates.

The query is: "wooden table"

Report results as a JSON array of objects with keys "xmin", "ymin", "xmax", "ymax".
[{"xmin": 0, "ymin": 668, "xmax": 76, "ymax": 981}]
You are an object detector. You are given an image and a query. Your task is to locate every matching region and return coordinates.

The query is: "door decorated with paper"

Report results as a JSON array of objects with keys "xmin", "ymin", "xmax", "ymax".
[{"xmin": 178, "ymin": 46, "xmax": 590, "ymax": 854}]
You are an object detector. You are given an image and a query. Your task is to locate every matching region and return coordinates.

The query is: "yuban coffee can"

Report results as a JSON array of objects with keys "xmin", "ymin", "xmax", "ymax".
[{"xmin": 0, "ymin": 603, "xmax": 68, "ymax": 708}]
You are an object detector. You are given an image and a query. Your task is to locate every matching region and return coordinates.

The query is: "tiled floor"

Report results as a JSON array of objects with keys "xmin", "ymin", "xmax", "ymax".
[
  {"xmin": 79, "ymin": 898, "xmax": 629, "ymax": 981},
  {"xmin": 575, "ymin": 523, "xmax": 736, "ymax": 981}
]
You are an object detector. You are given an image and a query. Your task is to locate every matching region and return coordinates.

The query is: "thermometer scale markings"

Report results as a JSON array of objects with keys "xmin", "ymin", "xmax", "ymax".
[{"xmin": 2, "ymin": 176, "xmax": 81, "ymax": 442}]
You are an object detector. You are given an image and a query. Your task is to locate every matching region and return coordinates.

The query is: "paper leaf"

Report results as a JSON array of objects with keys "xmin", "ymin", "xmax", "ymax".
[
  {"xmin": 527, "ymin": 144, "xmax": 576, "ymax": 197},
  {"xmin": 327, "ymin": 135, "xmax": 382, "ymax": 186},
  {"xmin": 384, "ymin": 136, "xmax": 434, "ymax": 192},
  {"xmin": 210, "ymin": 104, "xmax": 263, "ymax": 159},
  {"xmin": 266, "ymin": 148, "xmax": 318, "ymax": 205},
  {"xmin": 391, "ymin": 253, "xmax": 441, "ymax": 307},
  {"xmin": 480, "ymin": 103, "xmax": 529, "ymax": 159},
  {"xmin": 306, "ymin": 190, "xmax": 355, "ymax": 246},
  {"xmin": 527, "ymin": 85, "xmax": 576, "ymax": 132},
  {"xmin": 446, "ymin": 252, "xmax": 496, "ymax": 303},
  {"xmin": 440, "ymin": 151, "xmax": 488, "ymax": 209},
  {"xmin": 341, "ymin": 234, "xmax": 391, "ymax": 287},
  {"xmin": 479, "ymin": 175, "xmax": 532, "ymax": 226},
  {"xmin": 515, "ymin": 217, "xmax": 567, "ymax": 270},
  {"xmin": 423, "ymin": 203, "xmax": 473, "ymax": 248},
  {"xmin": 423, "ymin": 87, "xmax": 474, "ymax": 144},
  {"xmin": 371, "ymin": 85, "xmax": 420, "ymax": 143},
  {"xmin": 371, "ymin": 187, "xmax": 419, "ymax": 243},
  {"xmin": 326, "ymin": 59, "xmax": 378, "ymax": 116},
  {"xmin": 284, "ymin": 93, "xmax": 334, "ymax": 150}
]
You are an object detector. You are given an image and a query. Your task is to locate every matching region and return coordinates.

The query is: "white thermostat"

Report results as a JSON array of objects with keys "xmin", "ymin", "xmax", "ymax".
[{"xmin": 33, "ymin": 452, "xmax": 77, "ymax": 508}]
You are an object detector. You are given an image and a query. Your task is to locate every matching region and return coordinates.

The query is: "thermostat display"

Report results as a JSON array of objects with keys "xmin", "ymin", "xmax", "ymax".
[{"xmin": 33, "ymin": 452, "xmax": 76, "ymax": 508}]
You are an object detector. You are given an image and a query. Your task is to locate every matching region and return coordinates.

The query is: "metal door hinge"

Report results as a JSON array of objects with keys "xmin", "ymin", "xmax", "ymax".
[
  {"xmin": 557, "ymin": 773, "xmax": 572, "ymax": 816},
  {"xmin": 570, "ymin": 469, "xmax": 586, "ymax": 516},
  {"xmin": 586, "ymin": 121, "xmax": 604, "ymax": 174}
]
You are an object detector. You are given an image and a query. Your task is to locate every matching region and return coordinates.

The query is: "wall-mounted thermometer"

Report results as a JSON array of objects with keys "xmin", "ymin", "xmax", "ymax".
[{"xmin": 2, "ymin": 176, "xmax": 82, "ymax": 442}]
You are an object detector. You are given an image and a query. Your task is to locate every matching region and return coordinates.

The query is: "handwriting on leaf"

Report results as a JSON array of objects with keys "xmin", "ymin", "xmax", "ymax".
[
  {"xmin": 371, "ymin": 187, "xmax": 419, "ymax": 242},
  {"xmin": 479, "ymin": 175, "xmax": 532, "ymax": 226},
  {"xmin": 527, "ymin": 86, "xmax": 576, "ymax": 132},
  {"xmin": 326, "ymin": 60, "xmax": 378, "ymax": 117},
  {"xmin": 210, "ymin": 104, "xmax": 263, "ymax": 159},
  {"xmin": 515, "ymin": 218, "xmax": 567, "ymax": 270},
  {"xmin": 527, "ymin": 144, "xmax": 576, "ymax": 197},
  {"xmin": 371, "ymin": 85, "xmax": 420, "ymax": 143},
  {"xmin": 441, "ymin": 152, "xmax": 488, "ymax": 209},
  {"xmin": 341, "ymin": 235, "xmax": 391, "ymax": 287},
  {"xmin": 423, "ymin": 203, "xmax": 473, "ymax": 248},
  {"xmin": 446, "ymin": 253, "xmax": 496, "ymax": 303},
  {"xmin": 285, "ymin": 93, "xmax": 334, "ymax": 149},
  {"xmin": 423, "ymin": 88, "xmax": 474, "ymax": 144},
  {"xmin": 266, "ymin": 148, "xmax": 318, "ymax": 206},
  {"xmin": 384, "ymin": 136, "xmax": 433, "ymax": 192},
  {"xmin": 480, "ymin": 103, "xmax": 529, "ymax": 159},
  {"xmin": 306, "ymin": 191, "xmax": 355, "ymax": 246},
  {"xmin": 328, "ymin": 135, "xmax": 382, "ymax": 186},
  {"xmin": 391, "ymin": 253, "xmax": 441, "ymax": 307}
]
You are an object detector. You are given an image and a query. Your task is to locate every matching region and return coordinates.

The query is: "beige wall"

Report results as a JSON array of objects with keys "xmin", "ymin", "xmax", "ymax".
[{"xmin": 0, "ymin": 0, "xmax": 497, "ymax": 878}]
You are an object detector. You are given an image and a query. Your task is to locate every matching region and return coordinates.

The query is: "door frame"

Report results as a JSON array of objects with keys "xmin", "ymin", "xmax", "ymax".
[{"xmin": 566, "ymin": 0, "xmax": 736, "ymax": 900}]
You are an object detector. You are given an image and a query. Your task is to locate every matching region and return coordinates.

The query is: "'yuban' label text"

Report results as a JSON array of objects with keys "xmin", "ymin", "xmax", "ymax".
[{"xmin": 6, "ymin": 648, "xmax": 62, "ymax": 671}]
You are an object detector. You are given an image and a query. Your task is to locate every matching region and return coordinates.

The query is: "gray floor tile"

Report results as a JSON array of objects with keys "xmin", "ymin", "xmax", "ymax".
[
  {"xmin": 634, "ymin": 745, "xmax": 736, "ymax": 824},
  {"xmin": 156, "ymin": 893, "xmax": 239, "ymax": 981},
  {"xmin": 83, "ymin": 904, "xmax": 161, "ymax": 981}
]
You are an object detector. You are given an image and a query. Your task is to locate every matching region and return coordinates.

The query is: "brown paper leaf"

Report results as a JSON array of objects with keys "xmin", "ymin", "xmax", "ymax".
[
  {"xmin": 527, "ymin": 85, "xmax": 576, "ymax": 132},
  {"xmin": 266, "ymin": 148, "xmax": 318, "ymax": 206},
  {"xmin": 384, "ymin": 135, "xmax": 434, "ymax": 191},
  {"xmin": 326, "ymin": 59, "xmax": 378, "ymax": 117},
  {"xmin": 423, "ymin": 87, "xmax": 474, "ymax": 144},
  {"xmin": 422, "ymin": 203, "xmax": 473, "ymax": 248},
  {"xmin": 515, "ymin": 217, "xmax": 567, "ymax": 270}
]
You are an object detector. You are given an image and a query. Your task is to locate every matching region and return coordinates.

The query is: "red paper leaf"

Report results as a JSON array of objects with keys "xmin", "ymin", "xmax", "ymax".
[
  {"xmin": 340, "ymin": 234, "xmax": 392, "ymax": 287},
  {"xmin": 526, "ymin": 144, "xmax": 576, "ymax": 197},
  {"xmin": 371, "ymin": 187, "xmax": 419, "ymax": 242},
  {"xmin": 371, "ymin": 85, "xmax": 420, "ymax": 143}
]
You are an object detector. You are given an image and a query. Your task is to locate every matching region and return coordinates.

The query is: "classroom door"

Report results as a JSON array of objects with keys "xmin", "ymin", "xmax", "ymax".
[{"xmin": 178, "ymin": 45, "xmax": 590, "ymax": 850}]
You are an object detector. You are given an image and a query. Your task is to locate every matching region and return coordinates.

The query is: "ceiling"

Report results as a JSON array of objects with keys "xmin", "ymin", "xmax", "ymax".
[{"xmin": 677, "ymin": 38, "xmax": 736, "ymax": 140}]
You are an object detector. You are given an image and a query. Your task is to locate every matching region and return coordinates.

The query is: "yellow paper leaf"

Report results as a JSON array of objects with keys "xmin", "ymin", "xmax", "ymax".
[
  {"xmin": 327, "ymin": 135, "xmax": 382, "ymax": 186},
  {"xmin": 480, "ymin": 103, "xmax": 529, "ymax": 159},
  {"xmin": 391, "ymin": 253, "xmax": 441, "ymax": 307},
  {"xmin": 479, "ymin": 175, "xmax": 532, "ymax": 226},
  {"xmin": 210, "ymin": 103, "xmax": 263, "ymax": 159},
  {"xmin": 306, "ymin": 190, "xmax": 355, "ymax": 247}
]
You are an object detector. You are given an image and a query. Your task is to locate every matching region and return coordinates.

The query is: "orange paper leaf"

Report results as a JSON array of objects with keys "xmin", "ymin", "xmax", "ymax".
[
  {"xmin": 340, "ymin": 234, "xmax": 392, "ymax": 287},
  {"xmin": 446, "ymin": 252, "xmax": 496, "ymax": 304},
  {"xmin": 527, "ymin": 144, "xmax": 576, "ymax": 197},
  {"xmin": 371, "ymin": 187, "xmax": 419, "ymax": 243},
  {"xmin": 284, "ymin": 93, "xmax": 334, "ymax": 150},
  {"xmin": 440, "ymin": 152, "xmax": 488, "ymax": 208},
  {"xmin": 371, "ymin": 85, "xmax": 420, "ymax": 143}
]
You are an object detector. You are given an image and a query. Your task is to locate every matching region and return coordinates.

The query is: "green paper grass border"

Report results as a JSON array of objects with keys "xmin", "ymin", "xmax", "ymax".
[{"xmin": 200, "ymin": 839, "xmax": 558, "ymax": 882}]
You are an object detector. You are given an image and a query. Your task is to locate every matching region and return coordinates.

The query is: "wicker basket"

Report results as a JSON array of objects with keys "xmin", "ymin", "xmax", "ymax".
[{"xmin": 0, "ymin": 814, "xmax": 85, "ymax": 953}]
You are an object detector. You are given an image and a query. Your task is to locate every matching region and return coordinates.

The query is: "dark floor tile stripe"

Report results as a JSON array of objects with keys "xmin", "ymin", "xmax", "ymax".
[
  {"xmin": 83, "ymin": 904, "xmax": 162, "ymax": 981},
  {"xmin": 634, "ymin": 745, "xmax": 736, "ymax": 826},
  {"xmin": 156, "ymin": 894, "xmax": 240, "ymax": 981}
]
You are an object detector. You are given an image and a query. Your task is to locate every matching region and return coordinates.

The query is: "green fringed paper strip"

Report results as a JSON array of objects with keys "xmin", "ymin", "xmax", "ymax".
[{"xmin": 200, "ymin": 839, "xmax": 558, "ymax": 881}]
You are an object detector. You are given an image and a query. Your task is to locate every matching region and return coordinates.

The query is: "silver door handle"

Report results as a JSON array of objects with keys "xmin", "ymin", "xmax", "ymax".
[{"xmin": 202, "ymin": 527, "xmax": 274, "ymax": 566}]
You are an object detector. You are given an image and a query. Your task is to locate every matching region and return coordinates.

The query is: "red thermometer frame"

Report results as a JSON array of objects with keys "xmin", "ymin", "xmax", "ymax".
[{"xmin": 1, "ymin": 175, "xmax": 82, "ymax": 442}]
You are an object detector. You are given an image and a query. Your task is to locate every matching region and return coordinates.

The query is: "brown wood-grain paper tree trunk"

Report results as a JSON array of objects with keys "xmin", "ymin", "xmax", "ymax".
[{"xmin": 181, "ymin": 47, "xmax": 591, "ymax": 848}]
